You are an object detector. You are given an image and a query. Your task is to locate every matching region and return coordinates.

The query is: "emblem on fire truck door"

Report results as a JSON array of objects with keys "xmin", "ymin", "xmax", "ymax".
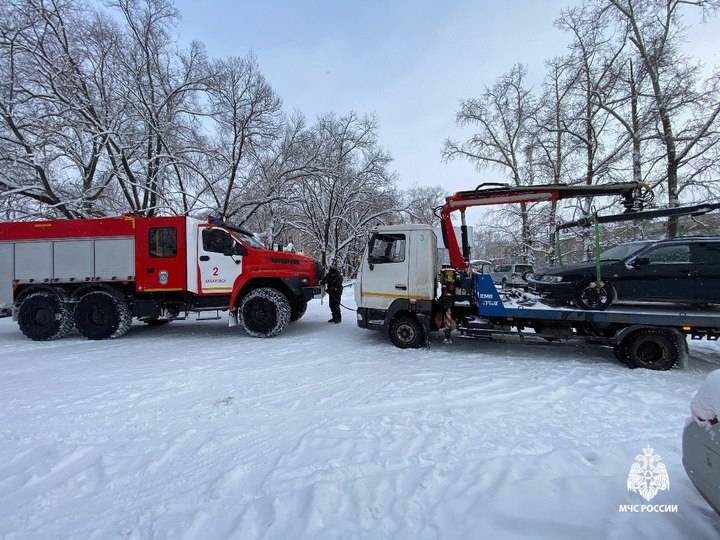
[{"xmin": 159, "ymin": 271, "xmax": 169, "ymax": 285}]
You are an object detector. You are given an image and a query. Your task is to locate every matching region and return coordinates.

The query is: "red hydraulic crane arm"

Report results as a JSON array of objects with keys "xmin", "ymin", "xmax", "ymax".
[{"xmin": 440, "ymin": 182, "xmax": 649, "ymax": 271}]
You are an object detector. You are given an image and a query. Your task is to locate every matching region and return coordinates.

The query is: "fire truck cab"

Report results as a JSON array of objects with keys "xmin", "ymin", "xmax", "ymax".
[{"xmin": 0, "ymin": 216, "xmax": 323, "ymax": 341}]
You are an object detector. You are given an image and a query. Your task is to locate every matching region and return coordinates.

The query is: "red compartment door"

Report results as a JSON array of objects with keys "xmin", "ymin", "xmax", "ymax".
[{"xmin": 135, "ymin": 217, "xmax": 187, "ymax": 293}]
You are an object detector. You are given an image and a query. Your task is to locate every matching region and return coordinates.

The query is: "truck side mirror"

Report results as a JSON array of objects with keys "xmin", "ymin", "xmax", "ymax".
[{"xmin": 225, "ymin": 242, "xmax": 247, "ymax": 257}]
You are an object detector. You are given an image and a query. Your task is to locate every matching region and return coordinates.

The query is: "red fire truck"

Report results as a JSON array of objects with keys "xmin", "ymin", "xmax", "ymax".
[{"xmin": 0, "ymin": 216, "xmax": 323, "ymax": 341}]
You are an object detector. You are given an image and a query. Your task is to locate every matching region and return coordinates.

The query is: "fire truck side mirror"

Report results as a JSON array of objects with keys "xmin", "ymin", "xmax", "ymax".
[{"xmin": 224, "ymin": 242, "xmax": 247, "ymax": 257}]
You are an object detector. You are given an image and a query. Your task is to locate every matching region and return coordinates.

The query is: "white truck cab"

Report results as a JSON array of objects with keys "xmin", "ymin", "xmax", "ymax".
[{"xmin": 355, "ymin": 224, "xmax": 439, "ymax": 347}]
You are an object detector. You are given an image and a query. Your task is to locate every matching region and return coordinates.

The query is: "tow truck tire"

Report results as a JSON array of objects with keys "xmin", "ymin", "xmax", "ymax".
[
  {"xmin": 613, "ymin": 342, "xmax": 629, "ymax": 364},
  {"xmin": 623, "ymin": 329, "xmax": 680, "ymax": 371},
  {"xmin": 290, "ymin": 300, "xmax": 308, "ymax": 322},
  {"xmin": 18, "ymin": 291, "xmax": 73, "ymax": 341},
  {"xmin": 74, "ymin": 290, "xmax": 132, "ymax": 340},
  {"xmin": 238, "ymin": 287, "xmax": 290, "ymax": 337},
  {"xmin": 574, "ymin": 281, "xmax": 616, "ymax": 311},
  {"xmin": 389, "ymin": 315, "xmax": 424, "ymax": 349}
]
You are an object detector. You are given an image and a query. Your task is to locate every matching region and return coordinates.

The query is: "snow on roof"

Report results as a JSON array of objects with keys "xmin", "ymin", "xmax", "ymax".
[{"xmin": 691, "ymin": 369, "xmax": 720, "ymax": 424}]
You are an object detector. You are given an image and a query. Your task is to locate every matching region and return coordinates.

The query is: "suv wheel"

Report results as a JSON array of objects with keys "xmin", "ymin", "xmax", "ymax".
[
  {"xmin": 238, "ymin": 287, "xmax": 290, "ymax": 337},
  {"xmin": 574, "ymin": 281, "xmax": 616, "ymax": 310}
]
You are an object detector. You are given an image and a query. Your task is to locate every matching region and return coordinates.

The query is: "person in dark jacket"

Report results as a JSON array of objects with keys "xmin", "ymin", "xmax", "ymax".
[{"xmin": 321, "ymin": 266, "xmax": 343, "ymax": 323}]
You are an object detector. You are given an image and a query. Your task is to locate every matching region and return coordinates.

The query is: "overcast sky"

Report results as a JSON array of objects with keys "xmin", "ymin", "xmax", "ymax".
[{"xmin": 174, "ymin": 0, "xmax": 720, "ymax": 196}]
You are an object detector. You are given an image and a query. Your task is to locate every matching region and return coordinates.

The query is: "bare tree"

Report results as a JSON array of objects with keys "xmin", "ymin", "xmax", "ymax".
[
  {"xmin": 606, "ymin": 0, "xmax": 720, "ymax": 236},
  {"xmin": 533, "ymin": 56, "xmax": 581, "ymax": 262},
  {"xmin": 0, "ymin": 0, "xmax": 210, "ymax": 217},
  {"xmin": 444, "ymin": 64, "xmax": 539, "ymax": 260},
  {"xmin": 400, "ymin": 184, "xmax": 446, "ymax": 224},
  {"xmin": 557, "ymin": 5, "xmax": 631, "ymax": 191},
  {"xmin": 291, "ymin": 112, "xmax": 397, "ymax": 268},
  {"xmin": 204, "ymin": 53, "xmax": 282, "ymax": 219},
  {"xmin": 0, "ymin": 0, "xmax": 111, "ymax": 218}
]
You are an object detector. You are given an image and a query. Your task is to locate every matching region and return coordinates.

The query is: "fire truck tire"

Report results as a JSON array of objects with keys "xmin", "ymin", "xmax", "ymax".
[
  {"xmin": 17, "ymin": 291, "xmax": 73, "ymax": 341},
  {"xmin": 238, "ymin": 287, "xmax": 290, "ymax": 337},
  {"xmin": 290, "ymin": 300, "xmax": 308, "ymax": 322},
  {"xmin": 74, "ymin": 290, "xmax": 132, "ymax": 340}
]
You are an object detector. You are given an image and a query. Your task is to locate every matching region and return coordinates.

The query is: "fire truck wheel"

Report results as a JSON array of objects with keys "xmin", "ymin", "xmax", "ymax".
[
  {"xmin": 17, "ymin": 291, "xmax": 73, "ymax": 341},
  {"xmin": 238, "ymin": 287, "xmax": 290, "ymax": 337},
  {"xmin": 389, "ymin": 315, "xmax": 424, "ymax": 349},
  {"xmin": 74, "ymin": 290, "xmax": 132, "ymax": 340},
  {"xmin": 290, "ymin": 300, "xmax": 308, "ymax": 322}
]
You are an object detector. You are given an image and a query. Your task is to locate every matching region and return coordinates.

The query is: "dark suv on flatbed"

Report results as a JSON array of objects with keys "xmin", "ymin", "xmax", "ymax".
[{"xmin": 531, "ymin": 237, "xmax": 720, "ymax": 310}]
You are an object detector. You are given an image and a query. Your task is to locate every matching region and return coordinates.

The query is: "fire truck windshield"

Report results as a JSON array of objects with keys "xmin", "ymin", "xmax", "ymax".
[{"xmin": 235, "ymin": 230, "xmax": 264, "ymax": 249}]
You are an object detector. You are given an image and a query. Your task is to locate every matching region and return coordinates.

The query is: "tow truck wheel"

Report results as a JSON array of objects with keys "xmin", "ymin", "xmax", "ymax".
[
  {"xmin": 238, "ymin": 287, "xmax": 290, "ymax": 337},
  {"xmin": 574, "ymin": 281, "xmax": 616, "ymax": 311},
  {"xmin": 290, "ymin": 300, "xmax": 308, "ymax": 322},
  {"xmin": 74, "ymin": 290, "xmax": 132, "ymax": 340},
  {"xmin": 17, "ymin": 291, "xmax": 73, "ymax": 341},
  {"xmin": 623, "ymin": 329, "xmax": 680, "ymax": 371},
  {"xmin": 612, "ymin": 342, "xmax": 629, "ymax": 364},
  {"xmin": 389, "ymin": 315, "xmax": 424, "ymax": 349}
]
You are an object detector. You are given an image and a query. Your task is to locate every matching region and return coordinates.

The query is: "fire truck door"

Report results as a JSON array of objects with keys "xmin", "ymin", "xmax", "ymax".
[{"xmin": 197, "ymin": 227, "xmax": 244, "ymax": 294}]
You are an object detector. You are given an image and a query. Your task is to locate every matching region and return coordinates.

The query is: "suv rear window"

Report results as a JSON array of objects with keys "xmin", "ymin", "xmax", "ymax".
[
  {"xmin": 693, "ymin": 242, "xmax": 720, "ymax": 265},
  {"xmin": 514, "ymin": 265, "xmax": 533, "ymax": 273}
]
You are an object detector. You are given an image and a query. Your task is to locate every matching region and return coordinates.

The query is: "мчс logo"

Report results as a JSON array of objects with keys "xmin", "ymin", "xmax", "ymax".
[
  {"xmin": 618, "ymin": 446, "xmax": 678, "ymax": 513},
  {"xmin": 626, "ymin": 446, "xmax": 670, "ymax": 502},
  {"xmin": 619, "ymin": 446, "xmax": 677, "ymax": 513}
]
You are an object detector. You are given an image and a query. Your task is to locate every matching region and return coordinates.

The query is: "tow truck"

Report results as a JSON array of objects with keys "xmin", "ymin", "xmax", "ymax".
[{"xmin": 355, "ymin": 182, "xmax": 720, "ymax": 370}]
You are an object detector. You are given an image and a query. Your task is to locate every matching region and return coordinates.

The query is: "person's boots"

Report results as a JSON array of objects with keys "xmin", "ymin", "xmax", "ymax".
[{"xmin": 328, "ymin": 318, "xmax": 336, "ymax": 323}]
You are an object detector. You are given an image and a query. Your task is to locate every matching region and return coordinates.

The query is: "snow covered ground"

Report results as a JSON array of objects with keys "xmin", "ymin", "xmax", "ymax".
[{"xmin": 1, "ymin": 289, "xmax": 720, "ymax": 539}]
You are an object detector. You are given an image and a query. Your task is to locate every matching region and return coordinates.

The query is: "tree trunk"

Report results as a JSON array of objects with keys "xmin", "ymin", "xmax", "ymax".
[{"xmin": 520, "ymin": 201, "xmax": 532, "ymax": 263}]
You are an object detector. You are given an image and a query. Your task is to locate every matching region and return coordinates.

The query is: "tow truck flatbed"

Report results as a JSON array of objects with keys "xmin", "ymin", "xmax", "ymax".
[{"xmin": 474, "ymin": 274, "xmax": 720, "ymax": 331}]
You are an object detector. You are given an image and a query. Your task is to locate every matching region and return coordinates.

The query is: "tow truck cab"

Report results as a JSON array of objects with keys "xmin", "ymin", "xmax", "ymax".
[{"xmin": 355, "ymin": 224, "xmax": 440, "ymax": 339}]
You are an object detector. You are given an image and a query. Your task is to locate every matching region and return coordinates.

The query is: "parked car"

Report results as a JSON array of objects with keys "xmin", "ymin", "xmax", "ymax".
[
  {"xmin": 469, "ymin": 259, "xmax": 493, "ymax": 274},
  {"xmin": 531, "ymin": 237, "xmax": 720, "ymax": 310},
  {"xmin": 0, "ymin": 307, "xmax": 9, "ymax": 318},
  {"xmin": 491, "ymin": 263, "xmax": 534, "ymax": 289},
  {"xmin": 683, "ymin": 370, "xmax": 720, "ymax": 515}
]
